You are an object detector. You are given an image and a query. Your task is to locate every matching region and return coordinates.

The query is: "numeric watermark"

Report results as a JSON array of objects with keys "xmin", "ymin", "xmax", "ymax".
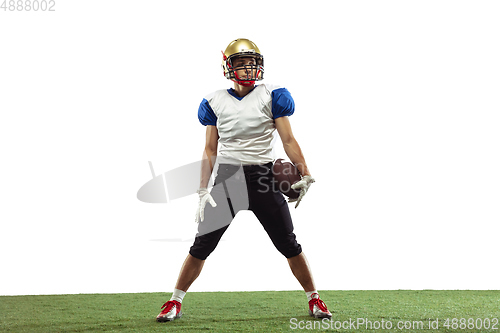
[{"xmin": 1, "ymin": 0, "xmax": 56, "ymax": 11}]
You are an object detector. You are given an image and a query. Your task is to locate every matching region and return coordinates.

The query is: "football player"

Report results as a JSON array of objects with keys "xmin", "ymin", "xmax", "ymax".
[{"xmin": 157, "ymin": 38, "xmax": 331, "ymax": 322}]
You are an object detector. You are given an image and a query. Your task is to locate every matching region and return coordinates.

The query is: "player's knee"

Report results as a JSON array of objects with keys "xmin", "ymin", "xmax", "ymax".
[
  {"xmin": 189, "ymin": 239, "xmax": 220, "ymax": 260},
  {"xmin": 275, "ymin": 240, "xmax": 302, "ymax": 259},
  {"xmin": 189, "ymin": 248, "xmax": 211, "ymax": 261},
  {"xmin": 189, "ymin": 233, "xmax": 223, "ymax": 260},
  {"xmin": 268, "ymin": 230, "xmax": 302, "ymax": 258}
]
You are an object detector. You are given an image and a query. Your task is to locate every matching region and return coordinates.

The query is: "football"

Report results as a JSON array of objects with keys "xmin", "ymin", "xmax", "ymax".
[{"xmin": 272, "ymin": 159, "xmax": 302, "ymax": 199}]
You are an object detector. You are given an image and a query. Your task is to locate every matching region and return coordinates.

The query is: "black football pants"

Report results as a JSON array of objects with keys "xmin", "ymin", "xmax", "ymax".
[{"xmin": 189, "ymin": 162, "xmax": 302, "ymax": 260}]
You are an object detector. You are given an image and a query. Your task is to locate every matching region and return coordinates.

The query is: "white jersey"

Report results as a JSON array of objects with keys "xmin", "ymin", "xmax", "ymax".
[{"xmin": 198, "ymin": 84, "xmax": 295, "ymax": 165}]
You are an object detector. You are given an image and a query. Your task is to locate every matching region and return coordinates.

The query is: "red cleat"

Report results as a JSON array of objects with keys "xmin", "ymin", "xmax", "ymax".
[
  {"xmin": 308, "ymin": 293, "xmax": 332, "ymax": 319},
  {"xmin": 156, "ymin": 300, "xmax": 182, "ymax": 322}
]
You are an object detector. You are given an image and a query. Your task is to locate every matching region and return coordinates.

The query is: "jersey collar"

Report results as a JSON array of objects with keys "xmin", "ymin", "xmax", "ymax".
[{"xmin": 227, "ymin": 85, "xmax": 258, "ymax": 101}]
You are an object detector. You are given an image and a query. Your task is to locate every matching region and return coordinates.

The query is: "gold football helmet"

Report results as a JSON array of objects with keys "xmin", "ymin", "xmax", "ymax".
[{"xmin": 222, "ymin": 38, "xmax": 264, "ymax": 86}]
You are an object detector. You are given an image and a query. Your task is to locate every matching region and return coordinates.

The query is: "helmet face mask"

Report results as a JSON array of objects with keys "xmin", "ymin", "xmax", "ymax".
[{"xmin": 222, "ymin": 39, "xmax": 264, "ymax": 87}]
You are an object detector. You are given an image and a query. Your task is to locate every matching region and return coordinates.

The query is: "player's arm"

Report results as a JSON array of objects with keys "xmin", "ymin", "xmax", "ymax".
[
  {"xmin": 200, "ymin": 125, "xmax": 219, "ymax": 188},
  {"xmin": 275, "ymin": 116, "xmax": 311, "ymax": 177}
]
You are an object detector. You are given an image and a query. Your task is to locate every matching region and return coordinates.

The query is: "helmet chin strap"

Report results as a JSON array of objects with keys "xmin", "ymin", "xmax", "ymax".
[
  {"xmin": 232, "ymin": 69, "xmax": 257, "ymax": 87},
  {"xmin": 234, "ymin": 80, "xmax": 255, "ymax": 87}
]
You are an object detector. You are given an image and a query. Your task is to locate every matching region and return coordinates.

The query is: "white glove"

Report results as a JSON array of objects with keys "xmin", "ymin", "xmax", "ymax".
[
  {"xmin": 289, "ymin": 175, "xmax": 315, "ymax": 208},
  {"xmin": 195, "ymin": 188, "xmax": 217, "ymax": 223}
]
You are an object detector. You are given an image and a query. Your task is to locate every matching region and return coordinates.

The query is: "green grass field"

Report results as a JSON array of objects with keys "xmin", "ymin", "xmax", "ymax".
[{"xmin": 1, "ymin": 290, "xmax": 499, "ymax": 332}]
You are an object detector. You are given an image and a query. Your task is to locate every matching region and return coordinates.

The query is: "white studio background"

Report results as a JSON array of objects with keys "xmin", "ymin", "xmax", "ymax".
[{"xmin": 1, "ymin": 0, "xmax": 499, "ymax": 296}]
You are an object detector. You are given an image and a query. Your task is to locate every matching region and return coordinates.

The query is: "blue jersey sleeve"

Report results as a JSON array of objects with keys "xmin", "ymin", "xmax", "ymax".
[
  {"xmin": 271, "ymin": 88, "xmax": 295, "ymax": 119},
  {"xmin": 198, "ymin": 98, "xmax": 217, "ymax": 126}
]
